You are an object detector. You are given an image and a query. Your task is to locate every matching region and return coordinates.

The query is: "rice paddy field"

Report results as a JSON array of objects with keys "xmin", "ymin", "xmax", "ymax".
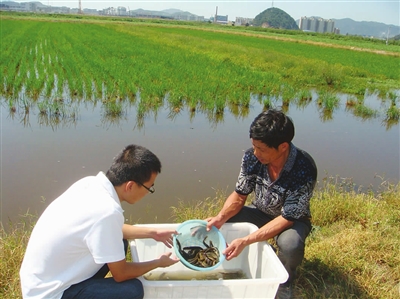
[{"xmin": 1, "ymin": 12, "xmax": 399, "ymax": 126}]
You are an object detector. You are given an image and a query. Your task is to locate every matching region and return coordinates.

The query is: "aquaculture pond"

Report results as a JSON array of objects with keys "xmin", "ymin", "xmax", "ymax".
[{"xmin": 1, "ymin": 91, "xmax": 398, "ymax": 225}]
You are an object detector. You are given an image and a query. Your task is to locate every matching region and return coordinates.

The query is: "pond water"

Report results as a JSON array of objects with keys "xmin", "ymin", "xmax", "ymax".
[{"xmin": 1, "ymin": 92, "xmax": 399, "ymax": 225}]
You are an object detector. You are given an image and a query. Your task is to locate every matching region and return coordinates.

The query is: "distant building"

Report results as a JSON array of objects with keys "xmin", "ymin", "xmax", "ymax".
[
  {"xmin": 44, "ymin": 6, "xmax": 70, "ymax": 14},
  {"xmin": 299, "ymin": 16, "xmax": 336, "ymax": 33},
  {"xmin": 210, "ymin": 15, "xmax": 228, "ymax": 24},
  {"xmin": 102, "ymin": 7, "xmax": 117, "ymax": 15},
  {"xmin": 1, "ymin": 1, "xmax": 70, "ymax": 14},
  {"xmin": 117, "ymin": 6, "xmax": 128, "ymax": 16},
  {"xmin": 174, "ymin": 14, "xmax": 205, "ymax": 21},
  {"xmin": 235, "ymin": 17, "xmax": 254, "ymax": 26},
  {"xmin": 82, "ymin": 8, "xmax": 99, "ymax": 15}
]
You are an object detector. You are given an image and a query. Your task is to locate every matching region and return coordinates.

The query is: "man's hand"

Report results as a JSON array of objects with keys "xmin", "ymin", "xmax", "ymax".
[
  {"xmin": 158, "ymin": 252, "xmax": 180, "ymax": 267},
  {"xmin": 205, "ymin": 191, "xmax": 247, "ymax": 231},
  {"xmin": 153, "ymin": 229, "xmax": 178, "ymax": 248},
  {"xmin": 222, "ymin": 238, "xmax": 247, "ymax": 261},
  {"xmin": 205, "ymin": 215, "xmax": 225, "ymax": 231}
]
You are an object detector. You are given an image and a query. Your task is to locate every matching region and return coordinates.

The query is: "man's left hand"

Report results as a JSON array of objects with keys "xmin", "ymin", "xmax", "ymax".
[
  {"xmin": 222, "ymin": 238, "xmax": 247, "ymax": 260},
  {"xmin": 153, "ymin": 229, "xmax": 178, "ymax": 248}
]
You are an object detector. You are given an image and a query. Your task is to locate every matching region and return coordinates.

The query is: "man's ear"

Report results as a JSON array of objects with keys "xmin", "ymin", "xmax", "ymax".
[
  {"xmin": 125, "ymin": 181, "xmax": 135, "ymax": 192},
  {"xmin": 279, "ymin": 142, "xmax": 289, "ymax": 152}
]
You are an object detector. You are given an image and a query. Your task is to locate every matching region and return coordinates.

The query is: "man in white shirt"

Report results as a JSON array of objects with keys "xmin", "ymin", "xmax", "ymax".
[{"xmin": 20, "ymin": 144, "xmax": 179, "ymax": 299}]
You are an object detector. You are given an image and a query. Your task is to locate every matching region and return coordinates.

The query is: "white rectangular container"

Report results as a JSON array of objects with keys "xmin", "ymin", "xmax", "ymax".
[{"xmin": 129, "ymin": 222, "xmax": 288, "ymax": 299}]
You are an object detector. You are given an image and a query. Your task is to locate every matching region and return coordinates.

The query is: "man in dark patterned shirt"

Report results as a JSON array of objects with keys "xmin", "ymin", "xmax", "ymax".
[{"xmin": 206, "ymin": 109, "xmax": 317, "ymax": 299}]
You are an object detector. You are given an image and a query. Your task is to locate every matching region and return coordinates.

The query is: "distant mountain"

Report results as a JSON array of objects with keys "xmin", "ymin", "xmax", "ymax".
[
  {"xmin": 1, "ymin": 1, "xmax": 47, "ymax": 8},
  {"xmin": 333, "ymin": 18, "xmax": 399, "ymax": 38},
  {"xmin": 295, "ymin": 16, "xmax": 399, "ymax": 38},
  {"xmin": 161, "ymin": 9, "xmax": 183, "ymax": 15},
  {"xmin": 254, "ymin": 7, "xmax": 298, "ymax": 29},
  {"xmin": 132, "ymin": 8, "xmax": 171, "ymax": 17},
  {"xmin": 130, "ymin": 8, "xmax": 200, "ymax": 19}
]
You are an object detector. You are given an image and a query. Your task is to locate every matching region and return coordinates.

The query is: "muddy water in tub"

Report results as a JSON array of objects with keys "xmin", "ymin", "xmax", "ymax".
[{"xmin": 144, "ymin": 269, "xmax": 248, "ymax": 281}]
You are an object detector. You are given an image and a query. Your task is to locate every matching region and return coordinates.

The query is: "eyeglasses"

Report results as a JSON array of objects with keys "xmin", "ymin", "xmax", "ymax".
[{"xmin": 138, "ymin": 182, "xmax": 155, "ymax": 194}]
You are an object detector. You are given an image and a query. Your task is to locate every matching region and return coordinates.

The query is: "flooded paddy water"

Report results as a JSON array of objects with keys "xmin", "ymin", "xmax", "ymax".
[{"xmin": 1, "ymin": 92, "xmax": 399, "ymax": 226}]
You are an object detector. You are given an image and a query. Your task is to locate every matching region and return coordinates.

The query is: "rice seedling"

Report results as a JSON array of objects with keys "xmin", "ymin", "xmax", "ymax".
[
  {"xmin": 7, "ymin": 97, "xmax": 17, "ymax": 113},
  {"xmin": 280, "ymin": 84, "xmax": 296, "ymax": 105},
  {"xmin": 102, "ymin": 99, "xmax": 124, "ymax": 117},
  {"xmin": 297, "ymin": 89, "xmax": 312, "ymax": 101},
  {"xmin": 345, "ymin": 95, "xmax": 359, "ymax": 107},
  {"xmin": 37, "ymin": 100, "xmax": 48, "ymax": 115},
  {"xmin": 19, "ymin": 95, "xmax": 30, "ymax": 114},
  {"xmin": 387, "ymin": 91, "xmax": 398, "ymax": 102},
  {"xmin": 262, "ymin": 96, "xmax": 274, "ymax": 110},
  {"xmin": 317, "ymin": 90, "xmax": 340, "ymax": 112},
  {"xmin": 295, "ymin": 90, "xmax": 313, "ymax": 109},
  {"xmin": 385, "ymin": 104, "xmax": 400, "ymax": 121},
  {"xmin": 352, "ymin": 103, "xmax": 378, "ymax": 119}
]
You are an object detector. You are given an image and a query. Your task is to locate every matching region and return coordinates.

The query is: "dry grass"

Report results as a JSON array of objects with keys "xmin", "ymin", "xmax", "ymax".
[
  {"xmin": 296, "ymin": 180, "xmax": 400, "ymax": 299},
  {"xmin": 1, "ymin": 181, "xmax": 399, "ymax": 299},
  {"xmin": 0, "ymin": 215, "xmax": 35, "ymax": 299}
]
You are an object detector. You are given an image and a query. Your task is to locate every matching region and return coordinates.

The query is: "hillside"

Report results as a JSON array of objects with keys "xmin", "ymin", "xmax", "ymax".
[
  {"xmin": 253, "ymin": 7, "xmax": 298, "ymax": 29},
  {"xmin": 333, "ymin": 18, "xmax": 400, "ymax": 38}
]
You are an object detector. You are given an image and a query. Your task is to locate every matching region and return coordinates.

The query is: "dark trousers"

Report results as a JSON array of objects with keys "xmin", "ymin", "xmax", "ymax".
[
  {"xmin": 227, "ymin": 205, "xmax": 311, "ymax": 284},
  {"xmin": 61, "ymin": 240, "xmax": 144, "ymax": 299}
]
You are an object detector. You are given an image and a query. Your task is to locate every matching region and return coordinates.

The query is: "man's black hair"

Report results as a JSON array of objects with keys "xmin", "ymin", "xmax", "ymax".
[
  {"xmin": 249, "ymin": 109, "xmax": 295, "ymax": 149},
  {"xmin": 106, "ymin": 144, "xmax": 161, "ymax": 186}
]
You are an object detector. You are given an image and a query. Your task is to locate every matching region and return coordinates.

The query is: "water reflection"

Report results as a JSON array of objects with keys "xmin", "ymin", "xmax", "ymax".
[
  {"xmin": 3, "ymin": 91, "xmax": 399, "ymax": 132},
  {"xmin": 1, "ymin": 90, "xmax": 399, "ymax": 225},
  {"xmin": 318, "ymin": 109, "xmax": 334, "ymax": 122},
  {"xmin": 2, "ymin": 86, "xmax": 398, "ymax": 130},
  {"xmin": 383, "ymin": 119, "xmax": 398, "ymax": 130}
]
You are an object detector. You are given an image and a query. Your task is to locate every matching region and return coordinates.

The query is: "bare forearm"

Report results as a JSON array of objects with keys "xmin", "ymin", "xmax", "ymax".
[
  {"xmin": 122, "ymin": 224, "xmax": 155, "ymax": 240},
  {"xmin": 111, "ymin": 260, "xmax": 161, "ymax": 282},
  {"xmin": 218, "ymin": 191, "xmax": 247, "ymax": 222},
  {"xmin": 109, "ymin": 253, "xmax": 179, "ymax": 282},
  {"xmin": 243, "ymin": 216, "xmax": 293, "ymax": 245}
]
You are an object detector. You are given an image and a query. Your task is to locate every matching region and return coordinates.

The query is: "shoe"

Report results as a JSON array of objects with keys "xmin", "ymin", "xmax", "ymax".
[{"xmin": 275, "ymin": 282, "xmax": 293, "ymax": 299}]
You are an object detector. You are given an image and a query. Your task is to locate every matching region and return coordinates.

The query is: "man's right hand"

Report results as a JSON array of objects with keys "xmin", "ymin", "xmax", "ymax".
[
  {"xmin": 205, "ymin": 215, "xmax": 226, "ymax": 231},
  {"xmin": 205, "ymin": 191, "xmax": 247, "ymax": 231}
]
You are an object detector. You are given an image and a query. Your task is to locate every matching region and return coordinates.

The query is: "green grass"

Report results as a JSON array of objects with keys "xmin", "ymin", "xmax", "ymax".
[{"xmin": 2, "ymin": 180, "xmax": 399, "ymax": 298}]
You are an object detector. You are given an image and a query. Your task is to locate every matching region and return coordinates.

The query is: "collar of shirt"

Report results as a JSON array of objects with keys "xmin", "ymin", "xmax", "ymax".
[
  {"xmin": 96, "ymin": 171, "xmax": 122, "ymax": 209},
  {"xmin": 282, "ymin": 143, "xmax": 297, "ymax": 174}
]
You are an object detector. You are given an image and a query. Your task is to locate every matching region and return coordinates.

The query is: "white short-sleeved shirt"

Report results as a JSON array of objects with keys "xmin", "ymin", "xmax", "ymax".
[{"xmin": 20, "ymin": 172, "xmax": 125, "ymax": 299}]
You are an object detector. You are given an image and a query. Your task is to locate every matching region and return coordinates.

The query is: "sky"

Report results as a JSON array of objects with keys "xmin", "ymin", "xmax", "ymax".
[{"xmin": 16, "ymin": 1, "xmax": 400, "ymax": 26}]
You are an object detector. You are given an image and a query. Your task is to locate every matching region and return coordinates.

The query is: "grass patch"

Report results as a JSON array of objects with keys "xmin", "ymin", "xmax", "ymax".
[{"xmin": 0, "ymin": 215, "xmax": 36, "ymax": 299}]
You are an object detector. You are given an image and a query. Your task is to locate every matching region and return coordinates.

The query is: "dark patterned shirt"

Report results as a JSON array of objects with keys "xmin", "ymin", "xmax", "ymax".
[{"xmin": 235, "ymin": 143, "xmax": 317, "ymax": 226}]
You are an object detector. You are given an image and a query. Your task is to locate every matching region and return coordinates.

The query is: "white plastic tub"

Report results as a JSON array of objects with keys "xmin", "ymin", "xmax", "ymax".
[{"xmin": 129, "ymin": 222, "xmax": 288, "ymax": 299}]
